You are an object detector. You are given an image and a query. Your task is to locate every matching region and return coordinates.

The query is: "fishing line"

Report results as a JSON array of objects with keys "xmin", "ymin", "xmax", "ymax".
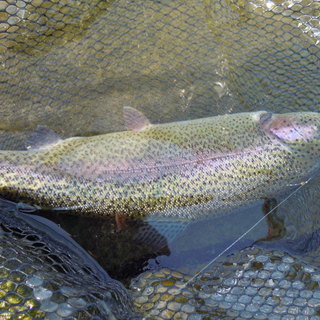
[
  {"xmin": 145, "ymin": 176, "xmax": 313, "ymax": 318},
  {"xmin": 182, "ymin": 177, "xmax": 311, "ymax": 288}
]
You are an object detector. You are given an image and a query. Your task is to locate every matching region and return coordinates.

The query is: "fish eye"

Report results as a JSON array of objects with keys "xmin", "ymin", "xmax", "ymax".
[{"xmin": 259, "ymin": 112, "xmax": 273, "ymax": 126}]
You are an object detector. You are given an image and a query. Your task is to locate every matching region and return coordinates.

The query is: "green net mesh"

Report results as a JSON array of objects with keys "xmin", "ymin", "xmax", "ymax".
[{"xmin": 0, "ymin": 0, "xmax": 319, "ymax": 148}]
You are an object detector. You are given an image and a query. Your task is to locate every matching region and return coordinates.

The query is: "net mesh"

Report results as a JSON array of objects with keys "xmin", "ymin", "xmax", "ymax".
[
  {"xmin": 0, "ymin": 201, "xmax": 135, "ymax": 319},
  {"xmin": 0, "ymin": 0, "xmax": 319, "ymax": 148}
]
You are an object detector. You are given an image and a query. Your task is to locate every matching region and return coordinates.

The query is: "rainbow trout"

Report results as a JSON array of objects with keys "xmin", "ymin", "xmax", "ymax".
[{"xmin": 0, "ymin": 108, "xmax": 320, "ymax": 218}]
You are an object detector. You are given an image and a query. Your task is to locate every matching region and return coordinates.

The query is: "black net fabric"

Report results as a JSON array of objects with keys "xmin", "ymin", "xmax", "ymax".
[{"xmin": 0, "ymin": 201, "xmax": 137, "ymax": 319}]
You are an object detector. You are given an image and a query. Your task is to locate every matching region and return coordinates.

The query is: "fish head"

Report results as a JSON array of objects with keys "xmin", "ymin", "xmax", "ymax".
[{"xmin": 260, "ymin": 111, "xmax": 320, "ymax": 154}]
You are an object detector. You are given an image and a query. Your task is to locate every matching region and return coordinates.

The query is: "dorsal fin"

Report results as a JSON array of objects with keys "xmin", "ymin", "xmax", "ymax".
[
  {"xmin": 25, "ymin": 125, "xmax": 62, "ymax": 150},
  {"xmin": 123, "ymin": 106, "xmax": 151, "ymax": 131}
]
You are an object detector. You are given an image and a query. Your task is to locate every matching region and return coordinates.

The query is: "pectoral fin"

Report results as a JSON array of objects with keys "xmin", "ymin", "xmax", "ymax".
[
  {"xmin": 123, "ymin": 106, "xmax": 151, "ymax": 131},
  {"xmin": 25, "ymin": 125, "xmax": 62, "ymax": 150},
  {"xmin": 134, "ymin": 215, "xmax": 191, "ymax": 248},
  {"xmin": 257, "ymin": 198, "xmax": 286, "ymax": 242},
  {"xmin": 115, "ymin": 213, "xmax": 128, "ymax": 231}
]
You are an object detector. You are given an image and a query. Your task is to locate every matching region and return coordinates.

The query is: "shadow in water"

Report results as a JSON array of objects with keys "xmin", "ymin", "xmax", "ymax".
[
  {"xmin": 32, "ymin": 200, "xmax": 272, "ymax": 282},
  {"xmin": 31, "ymin": 210, "xmax": 171, "ymax": 284}
]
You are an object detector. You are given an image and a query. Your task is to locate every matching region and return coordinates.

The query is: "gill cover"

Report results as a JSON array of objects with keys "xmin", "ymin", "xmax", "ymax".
[{"xmin": 260, "ymin": 112, "xmax": 319, "ymax": 143}]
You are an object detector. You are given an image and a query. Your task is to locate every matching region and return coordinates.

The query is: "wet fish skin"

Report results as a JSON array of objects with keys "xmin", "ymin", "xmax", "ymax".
[{"xmin": 0, "ymin": 110, "xmax": 320, "ymax": 218}]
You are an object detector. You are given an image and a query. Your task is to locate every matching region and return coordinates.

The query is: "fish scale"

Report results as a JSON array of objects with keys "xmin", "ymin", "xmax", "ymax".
[{"xmin": 0, "ymin": 110, "xmax": 320, "ymax": 218}]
